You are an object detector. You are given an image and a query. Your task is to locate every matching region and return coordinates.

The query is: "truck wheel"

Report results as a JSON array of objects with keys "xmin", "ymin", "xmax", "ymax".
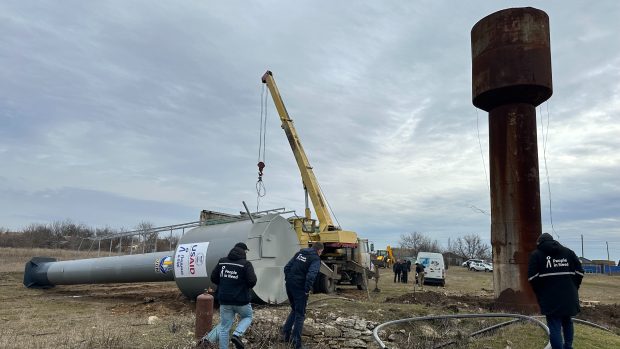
[
  {"xmin": 317, "ymin": 274, "xmax": 335, "ymax": 294},
  {"xmin": 355, "ymin": 273, "xmax": 367, "ymax": 290}
]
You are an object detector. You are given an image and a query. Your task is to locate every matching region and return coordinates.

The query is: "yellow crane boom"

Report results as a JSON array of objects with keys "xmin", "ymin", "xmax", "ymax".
[
  {"xmin": 261, "ymin": 70, "xmax": 334, "ymax": 232},
  {"xmin": 260, "ymin": 70, "xmax": 378, "ymax": 292},
  {"xmin": 261, "ymin": 70, "xmax": 358, "ymax": 247}
]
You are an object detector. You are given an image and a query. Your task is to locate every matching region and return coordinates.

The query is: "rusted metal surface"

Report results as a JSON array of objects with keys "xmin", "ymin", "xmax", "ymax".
[
  {"xmin": 471, "ymin": 7, "xmax": 552, "ymax": 112},
  {"xmin": 471, "ymin": 7, "xmax": 552, "ymax": 313},
  {"xmin": 489, "ymin": 103, "xmax": 542, "ymax": 313},
  {"xmin": 195, "ymin": 293, "xmax": 214, "ymax": 339}
]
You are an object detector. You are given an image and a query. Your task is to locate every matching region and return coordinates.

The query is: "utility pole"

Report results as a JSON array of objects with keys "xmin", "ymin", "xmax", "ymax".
[
  {"xmin": 607, "ymin": 241, "xmax": 610, "ymax": 261},
  {"xmin": 607, "ymin": 241, "xmax": 611, "ymax": 275},
  {"xmin": 581, "ymin": 234, "xmax": 584, "ymax": 258}
]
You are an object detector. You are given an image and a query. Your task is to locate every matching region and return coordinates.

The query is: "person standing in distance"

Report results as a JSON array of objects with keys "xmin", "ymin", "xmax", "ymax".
[
  {"xmin": 415, "ymin": 262, "xmax": 425, "ymax": 290},
  {"xmin": 210, "ymin": 242, "xmax": 257, "ymax": 349},
  {"xmin": 393, "ymin": 260, "xmax": 402, "ymax": 283},
  {"xmin": 281, "ymin": 241, "xmax": 324, "ymax": 349},
  {"xmin": 528, "ymin": 233, "xmax": 584, "ymax": 349}
]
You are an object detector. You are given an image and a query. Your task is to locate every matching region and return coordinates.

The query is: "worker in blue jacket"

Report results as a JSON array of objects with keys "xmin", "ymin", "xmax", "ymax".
[
  {"xmin": 528, "ymin": 233, "xmax": 584, "ymax": 349},
  {"xmin": 281, "ymin": 242, "xmax": 324, "ymax": 349}
]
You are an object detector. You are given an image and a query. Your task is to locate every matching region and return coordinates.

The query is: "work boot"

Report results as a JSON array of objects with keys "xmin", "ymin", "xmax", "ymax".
[
  {"xmin": 291, "ymin": 340, "xmax": 306, "ymax": 349},
  {"xmin": 279, "ymin": 329, "xmax": 291, "ymax": 343},
  {"xmin": 231, "ymin": 335, "xmax": 244, "ymax": 349}
]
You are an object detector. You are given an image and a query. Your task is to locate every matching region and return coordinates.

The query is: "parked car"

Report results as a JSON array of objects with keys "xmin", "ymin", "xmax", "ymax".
[
  {"xmin": 462, "ymin": 259, "xmax": 483, "ymax": 268},
  {"xmin": 469, "ymin": 261, "xmax": 492, "ymax": 272}
]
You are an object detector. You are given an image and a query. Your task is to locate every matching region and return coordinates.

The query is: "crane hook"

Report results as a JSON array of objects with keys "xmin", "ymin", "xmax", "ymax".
[{"xmin": 257, "ymin": 161, "xmax": 265, "ymax": 180}]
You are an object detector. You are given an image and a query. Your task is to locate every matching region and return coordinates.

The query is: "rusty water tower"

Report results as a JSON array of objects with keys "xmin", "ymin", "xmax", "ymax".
[{"xmin": 471, "ymin": 7, "xmax": 552, "ymax": 312}]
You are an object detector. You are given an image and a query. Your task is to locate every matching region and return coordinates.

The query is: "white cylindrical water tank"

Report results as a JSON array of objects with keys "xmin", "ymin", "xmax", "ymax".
[{"xmin": 174, "ymin": 213, "xmax": 300, "ymax": 303}]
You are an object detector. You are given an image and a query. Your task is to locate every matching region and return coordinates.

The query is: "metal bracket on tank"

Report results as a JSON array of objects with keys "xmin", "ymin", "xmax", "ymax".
[{"xmin": 242, "ymin": 201, "xmax": 255, "ymax": 223}]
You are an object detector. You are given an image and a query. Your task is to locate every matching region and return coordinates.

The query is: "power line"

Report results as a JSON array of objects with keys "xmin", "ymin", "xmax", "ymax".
[
  {"xmin": 539, "ymin": 102, "xmax": 558, "ymax": 239},
  {"xmin": 475, "ymin": 108, "xmax": 490, "ymax": 194}
]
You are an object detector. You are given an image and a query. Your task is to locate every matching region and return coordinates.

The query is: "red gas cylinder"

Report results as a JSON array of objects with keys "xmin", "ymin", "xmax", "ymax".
[{"xmin": 195, "ymin": 293, "xmax": 214, "ymax": 339}]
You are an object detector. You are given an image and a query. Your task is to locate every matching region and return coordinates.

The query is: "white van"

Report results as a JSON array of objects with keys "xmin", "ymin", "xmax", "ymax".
[{"xmin": 416, "ymin": 252, "xmax": 446, "ymax": 286}]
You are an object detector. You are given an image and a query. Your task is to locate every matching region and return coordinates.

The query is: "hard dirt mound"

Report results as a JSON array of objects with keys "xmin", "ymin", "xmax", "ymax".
[
  {"xmin": 580, "ymin": 304, "xmax": 620, "ymax": 333},
  {"xmin": 385, "ymin": 291, "xmax": 620, "ymax": 333}
]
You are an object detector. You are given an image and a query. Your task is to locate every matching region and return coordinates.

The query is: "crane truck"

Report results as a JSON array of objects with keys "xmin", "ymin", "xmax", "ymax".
[{"xmin": 261, "ymin": 70, "xmax": 377, "ymax": 293}]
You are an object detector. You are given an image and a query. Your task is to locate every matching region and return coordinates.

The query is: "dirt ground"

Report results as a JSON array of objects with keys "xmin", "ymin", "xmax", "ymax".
[
  {"xmin": 1, "ymin": 248, "xmax": 619, "ymax": 348},
  {"xmin": 384, "ymin": 290, "xmax": 620, "ymax": 332}
]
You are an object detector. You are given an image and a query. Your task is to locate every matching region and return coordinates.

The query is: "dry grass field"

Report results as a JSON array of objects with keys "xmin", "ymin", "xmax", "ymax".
[{"xmin": 0, "ymin": 248, "xmax": 618, "ymax": 348}]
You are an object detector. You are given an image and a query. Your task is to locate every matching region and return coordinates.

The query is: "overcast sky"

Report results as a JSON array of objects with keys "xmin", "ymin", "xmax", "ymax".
[{"xmin": 1, "ymin": 1, "xmax": 618, "ymax": 261}]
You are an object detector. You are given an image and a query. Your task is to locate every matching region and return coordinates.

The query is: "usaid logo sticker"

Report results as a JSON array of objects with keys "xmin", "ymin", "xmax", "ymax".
[{"xmin": 174, "ymin": 242, "xmax": 210, "ymax": 278}]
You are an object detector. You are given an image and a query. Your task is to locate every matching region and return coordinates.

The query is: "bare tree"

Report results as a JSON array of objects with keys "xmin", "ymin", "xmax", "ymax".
[
  {"xmin": 451, "ymin": 234, "xmax": 491, "ymax": 260},
  {"xmin": 398, "ymin": 232, "xmax": 441, "ymax": 256},
  {"xmin": 135, "ymin": 221, "xmax": 158, "ymax": 253}
]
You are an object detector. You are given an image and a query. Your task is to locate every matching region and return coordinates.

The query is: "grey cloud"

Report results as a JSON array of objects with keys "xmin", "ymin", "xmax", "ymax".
[{"xmin": 0, "ymin": 1, "xmax": 618, "ymax": 261}]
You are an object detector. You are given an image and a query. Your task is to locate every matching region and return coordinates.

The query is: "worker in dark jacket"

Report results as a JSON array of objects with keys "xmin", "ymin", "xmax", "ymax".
[
  {"xmin": 210, "ymin": 242, "xmax": 257, "ymax": 349},
  {"xmin": 393, "ymin": 260, "xmax": 402, "ymax": 283},
  {"xmin": 401, "ymin": 260, "xmax": 409, "ymax": 283},
  {"xmin": 281, "ymin": 242, "xmax": 324, "ymax": 349},
  {"xmin": 528, "ymin": 233, "xmax": 584, "ymax": 349}
]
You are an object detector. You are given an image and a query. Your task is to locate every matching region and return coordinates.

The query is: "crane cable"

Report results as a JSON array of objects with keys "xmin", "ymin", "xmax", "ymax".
[{"xmin": 256, "ymin": 84, "xmax": 268, "ymax": 211}]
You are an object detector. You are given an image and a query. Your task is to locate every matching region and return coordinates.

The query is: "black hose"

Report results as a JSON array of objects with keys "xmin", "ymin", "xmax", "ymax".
[
  {"xmin": 371, "ymin": 313, "xmax": 551, "ymax": 349},
  {"xmin": 373, "ymin": 312, "xmax": 618, "ymax": 349}
]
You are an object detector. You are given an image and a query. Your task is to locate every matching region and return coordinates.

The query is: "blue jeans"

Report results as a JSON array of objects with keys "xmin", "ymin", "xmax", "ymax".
[
  {"xmin": 546, "ymin": 315, "xmax": 574, "ymax": 349},
  {"xmin": 282, "ymin": 284, "xmax": 308, "ymax": 349},
  {"xmin": 219, "ymin": 303, "xmax": 253, "ymax": 349}
]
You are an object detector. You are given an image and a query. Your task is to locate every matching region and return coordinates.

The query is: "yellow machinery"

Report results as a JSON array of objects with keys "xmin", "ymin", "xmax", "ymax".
[
  {"xmin": 372, "ymin": 245, "xmax": 395, "ymax": 268},
  {"xmin": 261, "ymin": 71, "xmax": 376, "ymax": 293}
]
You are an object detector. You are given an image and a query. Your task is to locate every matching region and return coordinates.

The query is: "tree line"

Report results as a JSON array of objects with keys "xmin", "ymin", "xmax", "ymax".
[
  {"xmin": 2, "ymin": 221, "xmax": 491, "ymax": 260},
  {"xmin": 0, "ymin": 220, "xmax": 178, "ymax": 253},
  {"xmin": 397, "ymin": 231, "xmax": 491, "ymax": 260}
]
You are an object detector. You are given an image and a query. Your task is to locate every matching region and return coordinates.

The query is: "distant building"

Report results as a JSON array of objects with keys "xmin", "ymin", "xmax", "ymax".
[
  {"xmin": 443, "ymin": 252, "xmax": 466, "ymax": 268},
  {"xmin": 578, "ymin": 257, "xmax": 592, "ymax": 265},
  {"xmin": 581, "ymin": 258, "xmax": 619, "ymax": 275},
  {"xmin": 591, "ymin": 259, "xmax": 616, "ymax": 266}
]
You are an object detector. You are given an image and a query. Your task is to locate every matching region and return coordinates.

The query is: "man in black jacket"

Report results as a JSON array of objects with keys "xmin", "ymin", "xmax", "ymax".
[
  {"xmin": 210, "ymin": 242, "xmax": 257, "ymax": 349},
  {"xmin": 528, "ymin": 233, "xmax": 584, "ymax": 349},
  {"xmin": 281, "ymin": 242, "xmax": 324, "ymax": 349},
  {"xmin": 401, "ymin": 260, "xmax": 409, "ymax": 283},
  {"xmin": 393, "ymin": 260, "xmax": 402, "ymax": 283}
]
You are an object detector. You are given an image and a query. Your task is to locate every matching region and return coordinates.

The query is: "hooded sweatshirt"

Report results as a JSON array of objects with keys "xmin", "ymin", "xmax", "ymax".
[
  {"xmin": 528, "ymin": 238, "xmax": 584, "ymax": 316},
  {"xmin": 283, "ymin": 247, "xmax": 321, "ymax": 294},
  {"xmin": 210, "ymin": 247, "xmax": 257, "ymax": 305}
]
